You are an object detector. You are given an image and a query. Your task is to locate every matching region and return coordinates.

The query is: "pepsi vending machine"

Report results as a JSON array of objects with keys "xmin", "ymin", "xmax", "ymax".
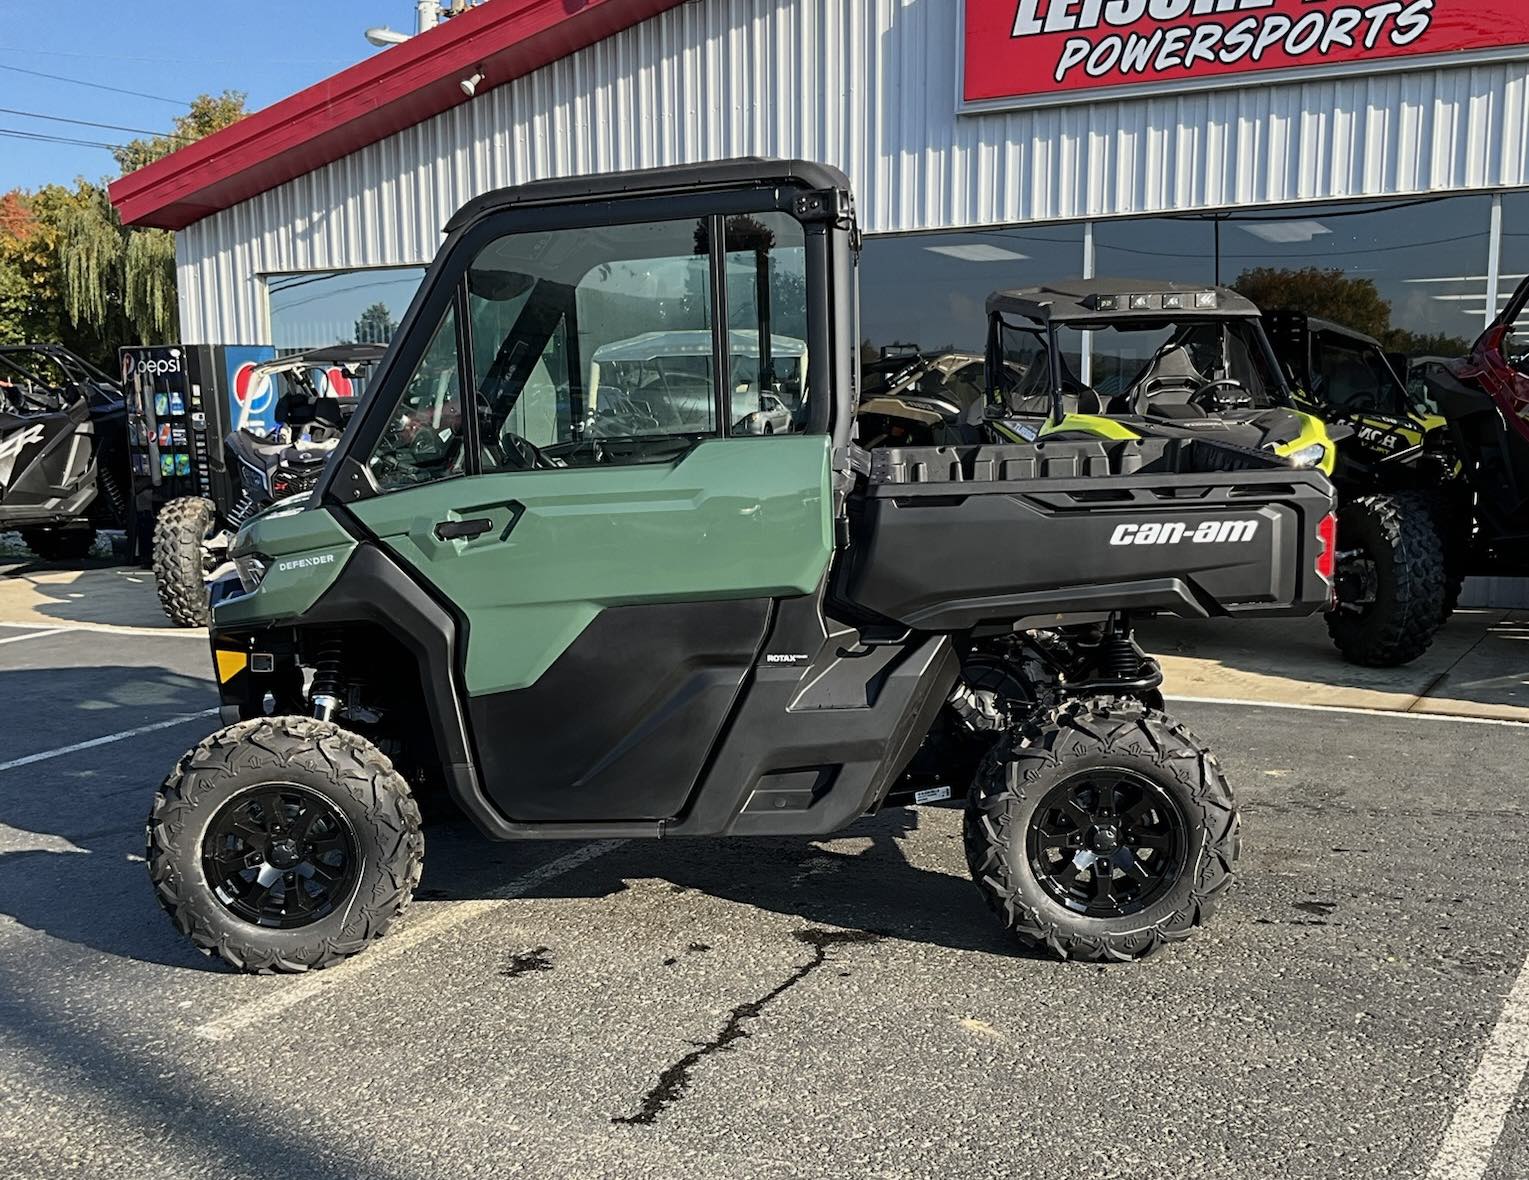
[{"xmin": 119, "ymin": 344, "xmax": 277, "ymax": 564}]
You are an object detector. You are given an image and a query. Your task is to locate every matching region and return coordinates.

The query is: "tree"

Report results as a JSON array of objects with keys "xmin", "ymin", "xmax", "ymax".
[
  {"xmin": 112, "ymin": 90, "xmax": 248, "ymax": 174},
  {"xmin": 1, "ymin": 91, "xmax": 254, "ymax": 361},
  {"xmin": 1232, "ymin": 266, "xmax": 1393, "ymax": 339},
  {"xmin": 352, "ymin": 302, "xmax": 397, "ymax": 345}
]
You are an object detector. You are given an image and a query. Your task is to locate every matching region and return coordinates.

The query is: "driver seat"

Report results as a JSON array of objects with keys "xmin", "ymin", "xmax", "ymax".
[{"xmin": 1112, "ymin": 346, "xmax": 1207, "ymax": 416}]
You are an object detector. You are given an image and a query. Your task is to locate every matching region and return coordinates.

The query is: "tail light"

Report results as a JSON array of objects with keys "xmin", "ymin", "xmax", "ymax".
[{"xmin": 1316, "ymin": 512, "xmax": 1337, "ymax": 583}]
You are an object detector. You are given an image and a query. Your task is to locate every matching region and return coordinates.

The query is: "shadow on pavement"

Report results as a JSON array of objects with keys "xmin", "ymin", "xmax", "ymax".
[
  {"xmin": 421, "ymin": 806, "xmax": 1028, "ymax": 960},
  {"xmin": 0, "ymin": 556, "xmax": 177, "ymax": 631},
  {"xmin": 0, "ymin": 665, "xmax": 220, "ymax": 972}
]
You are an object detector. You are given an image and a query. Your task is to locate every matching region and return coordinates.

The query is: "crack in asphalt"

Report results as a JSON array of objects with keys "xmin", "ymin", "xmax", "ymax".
[{"xmin": 613, "ymin": 928, "xmax": 882, "ymax": 1126}]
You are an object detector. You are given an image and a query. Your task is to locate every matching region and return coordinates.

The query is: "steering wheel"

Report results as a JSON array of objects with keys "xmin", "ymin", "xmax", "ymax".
[{"xmin": 1190, "ymin": 379, "xmax": 1253, "ymax": 413}]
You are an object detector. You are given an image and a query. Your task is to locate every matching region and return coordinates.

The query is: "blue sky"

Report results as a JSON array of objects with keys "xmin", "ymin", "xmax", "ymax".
[{"xmin": 0, "ymin": 1, "xmax": 423, "ymax": 191}]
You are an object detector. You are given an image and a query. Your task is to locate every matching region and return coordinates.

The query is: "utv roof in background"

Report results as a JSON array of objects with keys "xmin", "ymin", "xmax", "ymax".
[
  {"xmin": 988, "ymin": 279, "xmax": 1262, "ymax": 325},
  {"xmin": 1265, "ymin": 308, "xmax": 1387, "ymax": 350},
  {"xmin": 443, "ymin": 158, "xmax": 851, "ymax": 232},
  {"xmin": 261, "ymin": 344, "xmax": 390, "ymax": 370}
]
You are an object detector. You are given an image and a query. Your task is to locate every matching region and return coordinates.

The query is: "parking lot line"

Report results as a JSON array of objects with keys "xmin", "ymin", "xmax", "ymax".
[
  {"xmin": 0, "ymin": 628, "xmax": 66, "ymax": 645},
  {"xmin": 0, "ymin": 709, "xmax": 219, "ymax": 774},
  {"xmin": 1166, "ymin": 695, "xmax": 1529, "ymax": 729},
  {"xmin": 1426, "ymin": 951, "xmax": 1529, "ymax": 1180},
  {"xmin": 193, "ymin": 838, "xmax": 628, "ymax": 1042},
  {"xmin": 0, "ymin": 621, "xmax": 207, "ymax": 639}
]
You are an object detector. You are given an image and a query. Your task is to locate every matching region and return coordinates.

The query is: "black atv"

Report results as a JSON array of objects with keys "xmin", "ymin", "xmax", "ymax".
[
  {"xmin": 0, "ymin": 345, "xmax": 128, "ymax": 561},
  {"xmin": 147, "ymin": 160, "xmax": 1337, "ymax": 973},
  {"xmin": 1265, "ymin": 311, "xmax": 1456, "ymax": 658},
  {"xmin": 152, "ymin": 345, "xmax": 384, "ymax": 626}
]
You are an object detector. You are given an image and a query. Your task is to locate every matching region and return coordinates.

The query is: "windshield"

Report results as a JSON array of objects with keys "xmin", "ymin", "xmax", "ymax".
[{"xmin": 994, "ymin": 316, "xmax": 1283, "ymax": 413}]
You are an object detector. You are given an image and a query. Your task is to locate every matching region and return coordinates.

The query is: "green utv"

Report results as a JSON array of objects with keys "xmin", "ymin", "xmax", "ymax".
[{"xmin": 148, "ymin": 162, "xmax": 1337, "ymax": 973}]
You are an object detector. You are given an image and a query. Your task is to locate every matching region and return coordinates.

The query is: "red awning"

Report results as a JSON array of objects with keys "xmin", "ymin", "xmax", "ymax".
[{"xmin": 109, "ymin": 0, "xmax": 684, "ymax": 231}]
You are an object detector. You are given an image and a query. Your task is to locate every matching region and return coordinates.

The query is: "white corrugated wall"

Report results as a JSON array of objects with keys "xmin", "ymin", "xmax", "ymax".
[{"xmin": 175, "ymin": 0, "xmax": 1529, "ymax": 344}]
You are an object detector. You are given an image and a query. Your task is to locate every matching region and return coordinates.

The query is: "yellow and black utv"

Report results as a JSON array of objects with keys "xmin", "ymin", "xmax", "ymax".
[{"xmin": 970, "ymin": 279, "xmax": 1451, "ymax": 668}]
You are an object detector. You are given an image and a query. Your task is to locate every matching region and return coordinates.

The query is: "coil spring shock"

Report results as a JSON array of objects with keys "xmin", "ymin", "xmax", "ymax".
[
  {"xmin": 310, "ymin": 631, "xmax": 344, "ymax": 721},
  {"xmin": 1100, "ymin": 631, "xmax": 1142, "ymax": 679}
]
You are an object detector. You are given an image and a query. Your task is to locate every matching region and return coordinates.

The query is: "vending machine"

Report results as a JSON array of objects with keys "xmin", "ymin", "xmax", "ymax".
[{"xmin": 118, "ymin": 344, "xmax": 277, "ymax": 564}]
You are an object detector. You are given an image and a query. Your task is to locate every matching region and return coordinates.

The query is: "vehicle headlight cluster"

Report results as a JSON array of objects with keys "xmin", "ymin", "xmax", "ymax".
[
  {"xmin": 1284, "ymin": 443, "xmax": 1328, "ymax": 470},
  {"xmin": 233, "ymin": 553, "xmax": 269, "ymax": 595}
]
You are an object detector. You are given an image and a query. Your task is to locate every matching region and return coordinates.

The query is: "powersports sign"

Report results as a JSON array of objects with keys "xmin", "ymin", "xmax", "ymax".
[{"xmin": 963, "ymin": 1, "xmax": 1529, "ymax": 109}]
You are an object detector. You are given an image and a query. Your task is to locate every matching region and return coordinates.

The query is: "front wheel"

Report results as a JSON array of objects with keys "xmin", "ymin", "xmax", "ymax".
[
  {"xmin": 963, "ymin": 696, "xmax": 1237, "ymax": 962},
  {"xmin": 146, "ymin": 717, "xmax": 424, "ymax": 974},
  {"xmin": 1326, "ymin": 492, "xmax": 1445, "ymax": 667},
  {"xmin": 152, "ymin": 497, "xmax": 219, "ymax": 627}
]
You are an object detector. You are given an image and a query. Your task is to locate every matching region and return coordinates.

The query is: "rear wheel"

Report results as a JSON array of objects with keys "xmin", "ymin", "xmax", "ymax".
[
  {"xmin": 963, "ymin": 696, "xmax": 1236, "ymax": 962},
  {"xmin": 146, "ymin": 716, "xmax": 424, "ymax": 974},
  {"xmin": 152, "ymin": 497, "xmax": 219, "ymax": 627},
  {"xmin": 20, "ymin": 526, "xmax": 96, "ymax": 561},
  {"xmin": 1326, "ymin": 492, "xmax": 1446, "ymax": 667}
]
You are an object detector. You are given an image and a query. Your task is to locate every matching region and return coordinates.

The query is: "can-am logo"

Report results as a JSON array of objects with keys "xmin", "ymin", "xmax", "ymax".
[
  {"xmin": 963, "ymin": 1, "xmax": 1524, "ymax": 108},
  {"xmin": 1110, "ymin": 519, "xmax": 1259, "ymax": 546}
]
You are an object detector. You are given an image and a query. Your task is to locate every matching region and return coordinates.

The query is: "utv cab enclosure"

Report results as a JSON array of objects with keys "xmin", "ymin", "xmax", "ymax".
[{"xmin": 149, "ymin": 161, "xmax": 1336, "ymax": 975}]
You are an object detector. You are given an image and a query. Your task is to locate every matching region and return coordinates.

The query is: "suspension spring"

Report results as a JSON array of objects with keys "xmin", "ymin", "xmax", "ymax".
[{"xmin": 311, "ymin": 632, "xmax": 344, "ymax": 721}]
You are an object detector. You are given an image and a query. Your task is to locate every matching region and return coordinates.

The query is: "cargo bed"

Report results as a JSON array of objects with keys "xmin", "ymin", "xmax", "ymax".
[{"xmin": 839, "ymin": 438, "xmax": 1335, "ymax": 631}]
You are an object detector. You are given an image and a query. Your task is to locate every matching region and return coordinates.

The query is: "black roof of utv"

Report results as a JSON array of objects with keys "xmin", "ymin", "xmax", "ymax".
[
  {"xmin": 988, "ymin": 279, "xmax": 1262, "ymax": 326},
  {"xmin": 444, "ymin": 158, "xmax": 852, "ymax": 232}
]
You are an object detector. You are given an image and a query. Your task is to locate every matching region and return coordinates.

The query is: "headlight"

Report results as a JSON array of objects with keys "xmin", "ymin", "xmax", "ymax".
[
  {"xmin": 1284, "ymin": 443, "xmax": 1327, "ymax": 469},
  {"xmin": 233, "ymin": 553, "xmax": 268, "ymax": 595}
]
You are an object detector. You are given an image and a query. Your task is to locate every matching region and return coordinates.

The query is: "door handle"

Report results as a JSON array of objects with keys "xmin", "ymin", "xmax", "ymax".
[{"xmin": 434, "ymin": 517, "xmax": 493, "ymax": 541}]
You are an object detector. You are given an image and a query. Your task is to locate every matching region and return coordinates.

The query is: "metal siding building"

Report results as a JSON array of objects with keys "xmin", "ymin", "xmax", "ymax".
[{"xmin": 165, "ymin": 0, "xmax": 1529, "ymax": 345}]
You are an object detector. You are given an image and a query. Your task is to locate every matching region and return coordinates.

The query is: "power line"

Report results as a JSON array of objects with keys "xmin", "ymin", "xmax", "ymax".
[
  {"xmin": 0, "ymin": 105, "xmax": 184, "ymax": 140},
  {"xmin": 0, "ymin": 125, "xmax": 125, "ymax": 151},
  {"xmin": 0, "ymin": 62, "xmax": 188, "ymax": 107},
  {"xmin": 0, "ymin": 44, "xmax": 349, "ymax": 68}
]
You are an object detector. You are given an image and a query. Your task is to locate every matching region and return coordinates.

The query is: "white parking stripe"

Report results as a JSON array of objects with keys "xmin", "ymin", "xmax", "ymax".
[
  {"xmin": 0, "ymin": 709, "xmax": 219, "ymax": 773},
  {"xmin": 1166, "ymin": 694, "xmax": 1529, "ymax": 729},
  {"xmin": 0, "ymin": 628, "xmax": 66, "ymax": 645},
  {"xmin": 193, "ymin": 838, "xmax": 628, "ymax": 1042},
  {"xmin": 1426, "ymin": 952, "xmax": 1529, "ymax": 1180},
  {"xmin": 0, "ymin": 620, "xmax": 207, "ymax": 639}
]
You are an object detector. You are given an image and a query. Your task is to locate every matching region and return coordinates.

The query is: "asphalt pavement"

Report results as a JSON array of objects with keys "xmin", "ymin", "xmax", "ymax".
[{"xmin": 2, "ymin": 564, "xmax": 1529, "ymax": 1180}]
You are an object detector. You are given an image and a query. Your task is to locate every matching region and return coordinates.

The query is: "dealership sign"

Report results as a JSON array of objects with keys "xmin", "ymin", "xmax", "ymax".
[{"xmin": 963, "ymin": 0, "xmax": 1529, "ymax": 108}]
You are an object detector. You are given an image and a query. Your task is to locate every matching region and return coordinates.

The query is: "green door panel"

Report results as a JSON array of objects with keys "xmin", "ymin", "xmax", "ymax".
[{"xmin": 349, "ymin": 435, "xmax": 834, "ymax": 695}]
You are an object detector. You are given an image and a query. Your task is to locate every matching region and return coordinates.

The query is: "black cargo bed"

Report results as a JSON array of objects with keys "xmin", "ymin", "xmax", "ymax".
[{"xmin": 839, "ymin": 439, "xmax": 1335, "ymax": 631}]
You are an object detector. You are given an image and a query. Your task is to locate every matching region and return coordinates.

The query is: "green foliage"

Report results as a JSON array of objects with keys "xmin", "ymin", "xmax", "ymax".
[
  {"xmin": 0, "ymin": 92, "xmax": 247, "ymax": 362},
  {"xmin": 352, "ymin": 302, "xmax": 398, "ymax": 345},
  {"xmin": 113, "ymin": 91, "xmax": 248, "ymax": 174},
  {"xmin": 1232, "ymin": 266, "xmax": 1392, "ymax": 339},
  {"xmin": 1233, "ymin": 264, "xmax": 1473, "ymax": 359}
]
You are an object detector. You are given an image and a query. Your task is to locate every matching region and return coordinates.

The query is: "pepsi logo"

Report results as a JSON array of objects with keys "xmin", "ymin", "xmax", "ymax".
[{"xmin": 232, "ymin": 361, "xmax": 274, "ymax": 417}]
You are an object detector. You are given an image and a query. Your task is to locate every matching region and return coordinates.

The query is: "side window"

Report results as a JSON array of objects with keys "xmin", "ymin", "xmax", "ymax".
[
  {"xmin": 723, "ymin": 213, "xmax": 809, "ymax": 435},
  {"xmin": 467, "ymin": 218, "xmax": 717, "ymax": 472},
  {"xmin": 367, "ymin": 305, "xmax": 465, "ymax": 490}
]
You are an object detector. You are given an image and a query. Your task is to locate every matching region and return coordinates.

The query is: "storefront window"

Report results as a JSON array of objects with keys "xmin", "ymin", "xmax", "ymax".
[
  {"xmin": 859, "ymin": 225, "xmax": 1085, "ymax": 362},
  {"xmin": 266, "ymin": 267, "xmax": 427, "ymax": 352},
  {"xmin": 1219, "ymin": 196, "xmax": 1493, "ymax": 359},
  {"xmin": 1497, "ymin": 192, "xmax": 1529, "ymax": 323},
  {"xmin": 1094, "ymin": 217, "xmax": 1217, "ymax": 285}
]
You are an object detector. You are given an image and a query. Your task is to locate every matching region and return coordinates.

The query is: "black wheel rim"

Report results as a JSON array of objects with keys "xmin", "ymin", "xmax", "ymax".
[
  {"xmin": 1025, "ymin": 770, "xmax": 1188, "ymax": 918},
  {"xmin": 201, "ymin": 785, "xmax": 359, "ymax": 929}
]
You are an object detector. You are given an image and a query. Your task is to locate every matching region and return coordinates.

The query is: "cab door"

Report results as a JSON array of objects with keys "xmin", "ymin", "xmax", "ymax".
[{"xmin": 346, "ymin": 200, "xmax": 836, "ymax": 825}]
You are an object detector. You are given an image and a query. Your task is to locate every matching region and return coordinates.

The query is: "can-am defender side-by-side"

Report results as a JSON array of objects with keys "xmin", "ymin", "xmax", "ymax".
[
  {"xmin": 0, "ymin": 345, "xmax": 128, "ymax": 560},
  {"xmin": 147, "ymin": 162, "xmax": 1336, "ymax": 974},
  {"xmin": 152, "ymin": 345, "xmax": 385, "ymax": 626},
  {"xmin": 978, "ymin": 281, "xmax": 1447, "ymax": 667}
]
